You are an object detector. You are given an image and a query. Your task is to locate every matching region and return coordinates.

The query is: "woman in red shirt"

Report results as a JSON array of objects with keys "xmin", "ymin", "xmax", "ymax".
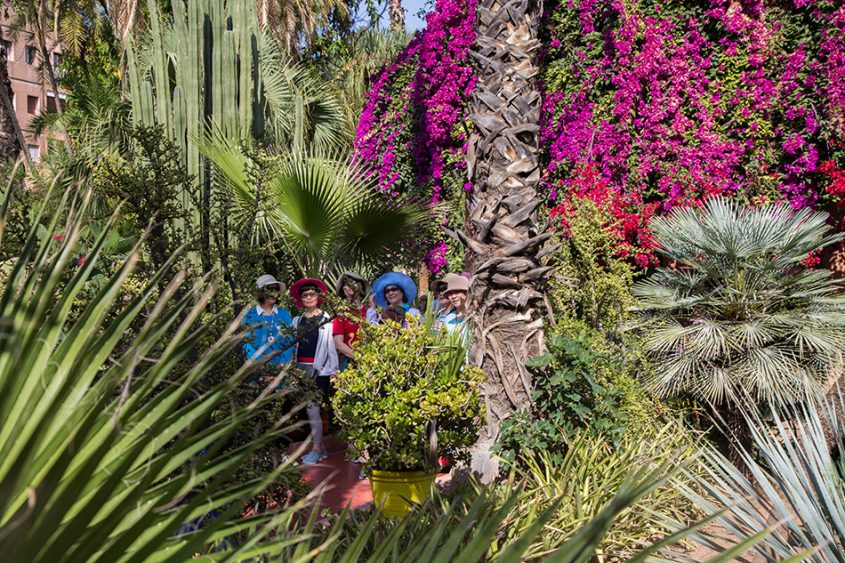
[{"xmin": 332, "ymin": 272, "xmax": 369, "ymax": 371}]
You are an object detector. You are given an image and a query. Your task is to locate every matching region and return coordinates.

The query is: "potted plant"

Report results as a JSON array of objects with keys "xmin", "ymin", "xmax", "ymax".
[{"xmin": 332, "ymin": 316, "xmax": 484, "ymax": 517}]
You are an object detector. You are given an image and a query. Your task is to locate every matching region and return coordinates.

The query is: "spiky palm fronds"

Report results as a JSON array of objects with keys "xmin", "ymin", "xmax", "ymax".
[
  {"xmin": 633, "ymin": 197, "xmax": 845, "ymax": 407},
  {"xmin": 31, "ymin": 70, "xmax": 130, "ymax": 170},
  {"xmin": 0, "ymin": 183, "xmax": 312, "ymax": 560},
  {"xmin": 678, "ymin": 394, "xmax": 845, "ymax": 561},
  {"xmin": 257, "ymin": 0, "xmax": 348, "ymax": 54},
  {"xmin": 260, "ymin": 34, "xmax": 349, "ymax": 153}
]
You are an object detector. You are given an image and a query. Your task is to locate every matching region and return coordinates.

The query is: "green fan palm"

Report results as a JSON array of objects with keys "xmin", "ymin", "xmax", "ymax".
[
  {"xmin": 199, "ymin": 128, "xmax": 431, "ymax": 278},
  {"xmin": 633, "ymin": 197, "xmax": 845, "ymax": 457},
  {"xmin": 32, "ymin": 69, "xmax": 131, "ymax": 175},
  {"xmin": 260, "ymin": 34, "xmax": 350, "ymax": 153}
]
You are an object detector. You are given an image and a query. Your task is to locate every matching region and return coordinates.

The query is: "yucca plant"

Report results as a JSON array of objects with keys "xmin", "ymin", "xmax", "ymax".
[
  {"xmin": 676, "ymin": 394, "xmax": 842, "ymax": 561},
  {"xmin": 0, "ymin": 184, "xmax": 316, "ymax": 560},
  {"xmin": 633, "ymin": 197, "xmax": 845, "ymax": 460}
]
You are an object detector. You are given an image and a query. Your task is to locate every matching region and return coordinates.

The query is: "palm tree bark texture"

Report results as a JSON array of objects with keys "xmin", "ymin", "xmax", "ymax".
[
  {"xmin": 389, "ymin": 0, "xmax": 405, "ymax": 30},
  {"xmin": 464, "ymin": 0, "xmax": 550, "ymax": 481}
]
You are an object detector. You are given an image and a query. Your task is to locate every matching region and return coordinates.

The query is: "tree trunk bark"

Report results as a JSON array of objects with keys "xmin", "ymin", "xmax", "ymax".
[
  {"xmin": 725, "ymin": 404, "xmax": 751, "ymax": 472},
  {"xmin": 35, "ymin": 0, "xmax": 72, "ymax": 154},
  {"xmin": 466, "ymin": 0, "xmax": 547, "ymax": 482},
  {"xmin": 388, "ymin": 0, "xmax": 405, "ymax": 31},
  {"xmin": 0, "ymin": 46, "xmax": 30, "ymax": 165}
]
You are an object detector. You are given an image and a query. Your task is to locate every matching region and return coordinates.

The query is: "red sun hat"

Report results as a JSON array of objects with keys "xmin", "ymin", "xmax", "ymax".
[{"xmin": 290, "ymin": 278, "xmax": 329, "ymax": 308}]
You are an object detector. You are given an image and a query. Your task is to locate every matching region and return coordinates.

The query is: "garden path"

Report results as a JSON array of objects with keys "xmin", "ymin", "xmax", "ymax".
[{"xmin": 290, "ymin": 435, "xmax": 373, "ymax": 511}]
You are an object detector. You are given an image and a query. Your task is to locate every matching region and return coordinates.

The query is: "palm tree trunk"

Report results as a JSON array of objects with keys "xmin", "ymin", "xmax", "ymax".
[
  {"xmin": 388, "ymin": 0, "xmax": 404, "ymax": 31},
  {"xmin": 465, "ymin": 0, "xmax": 548, "ymax": 481},
  {"xmin": 0, "ymin": 46, "xmax": 30, "ymax": 166},
  {"xmin": 725, "ymin": 405, "xmax": 751, "ymax": 471},
  {"xmin": 34, "ymin": 0, "xmax": 72, "ymax": 154}
]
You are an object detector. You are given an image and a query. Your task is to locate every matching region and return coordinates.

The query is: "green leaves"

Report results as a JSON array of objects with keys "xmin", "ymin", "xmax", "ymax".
[
  {"xmin": 0, "ymin": 188, "xmax": 302, "ymax": 560},
  {"xmin": 200, "ymin": 132, "xmax": 429, "ymax": 277},
  {"xmin": 332, "ymin": 318, "xmax": 484, "ymax": 473},
  {"xmin": 634, "ymin": 197, "xmax": 845, "ymax": 407},
  {"xmin": 498, "ymin": 333, "xmax": 628, "ymax": 464}
]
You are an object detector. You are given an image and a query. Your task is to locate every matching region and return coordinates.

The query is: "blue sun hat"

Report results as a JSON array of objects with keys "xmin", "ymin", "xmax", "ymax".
[{"xmin": 372, "ymin": 272, "xmax": 418, "ymax": 308}]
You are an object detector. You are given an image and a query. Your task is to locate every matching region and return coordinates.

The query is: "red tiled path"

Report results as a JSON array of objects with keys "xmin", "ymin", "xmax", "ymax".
[{"xmin": 290, "ymin": 435, "xmax": 373, "ymax": 512}]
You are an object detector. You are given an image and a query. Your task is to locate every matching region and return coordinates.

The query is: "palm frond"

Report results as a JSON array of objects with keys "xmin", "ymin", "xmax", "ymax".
[
  {"xmin": 634, "ymin": 197, "xmax": 845, "ymax": 406},
  {"xmin": 0, "ymin": 186, "xmax": 309, "ymax": 560}
]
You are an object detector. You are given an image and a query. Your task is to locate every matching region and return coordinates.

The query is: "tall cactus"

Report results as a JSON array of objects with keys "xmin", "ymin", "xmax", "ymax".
[{"xmin": 124, "ymin": 0, "xmax": 264, "ymax": 269}]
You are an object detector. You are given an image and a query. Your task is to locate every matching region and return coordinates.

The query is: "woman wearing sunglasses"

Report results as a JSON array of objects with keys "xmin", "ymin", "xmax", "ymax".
[
  {"xmin": 242, "ymin": 275, "xmax": 294, "ymax": 366},
  {"xmin": 290, "ymin": 278, "xmax": 339, "ymax": 465},
  {"xmin": 366, "ymin": 272, "xmax": 422, "ymax": 326}
]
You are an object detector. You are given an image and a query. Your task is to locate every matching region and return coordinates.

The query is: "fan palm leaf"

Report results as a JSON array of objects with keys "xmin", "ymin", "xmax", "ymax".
[
  {"xmin": 199, "ymin": 129, "xmax": 430, "ymax": 277},
  {"xmin": 260, "ymin": 33, "xmax": 348, "ymax": 153},
  {"xmin": 634, "ymin": 197, "xmax": 845, "ymax": 408}
]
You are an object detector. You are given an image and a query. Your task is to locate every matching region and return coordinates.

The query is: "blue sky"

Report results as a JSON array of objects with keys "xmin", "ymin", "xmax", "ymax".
[{"xmin": 404, "ymin": 0, "xmax": 430, "ymax": 31}]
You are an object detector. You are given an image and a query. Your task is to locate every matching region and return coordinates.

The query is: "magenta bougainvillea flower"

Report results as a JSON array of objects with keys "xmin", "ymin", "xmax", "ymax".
[
  {"xmin": 353, "ymin": 0, "xmax": 477, "ymax": 274},
  {"xmin": 355, "ymin": 0, "xmax": 845, "ymax": 271},
  {"xmin": 541, "ymin": 0, "xmax": 845, "ymax": 263}
]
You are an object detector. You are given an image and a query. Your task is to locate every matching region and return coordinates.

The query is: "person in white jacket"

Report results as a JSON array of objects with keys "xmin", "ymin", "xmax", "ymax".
[{"xmin": 290, "ymin": 278, "xmax": 339, "ymax": 464}]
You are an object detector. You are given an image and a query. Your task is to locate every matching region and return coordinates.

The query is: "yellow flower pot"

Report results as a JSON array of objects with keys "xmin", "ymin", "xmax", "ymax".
[{"xmin": 369, "ymin": 470, "xmax": 437, "ymax": 518}]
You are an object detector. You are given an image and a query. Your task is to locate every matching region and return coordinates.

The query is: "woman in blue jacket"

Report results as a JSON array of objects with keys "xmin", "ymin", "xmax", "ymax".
[{"xmin": 242, "ymin": 275, "xmax": 294, "ymax": 366}]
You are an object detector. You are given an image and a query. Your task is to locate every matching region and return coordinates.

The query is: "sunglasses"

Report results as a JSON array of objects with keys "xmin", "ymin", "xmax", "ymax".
[
  {"xmin": 300, "ymin": 291, "xmax": 320, "ymax": 299},
  {"xmin": 384, "ymin": 286, "xmax": 402, "ymax": 294}
]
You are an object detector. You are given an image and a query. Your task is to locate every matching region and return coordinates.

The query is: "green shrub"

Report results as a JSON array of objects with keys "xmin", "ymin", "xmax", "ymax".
[
  {"xmin": 332, "ymin": 318, "xmax": 485, "ymax": 473},
  {"xmin": 500, "ymin": 197, "xmax": 658, "ymax": 461},
  {"xmin": 498, "ymin": 423, "xmax": 703, "ymax": 560},
  {"xmin": 286, "ymin": 421, "xmax": 706, "ymax": 561},
  {"xmin": 498, "ymin": 333, "xmax": 627, "ymax": 464}
]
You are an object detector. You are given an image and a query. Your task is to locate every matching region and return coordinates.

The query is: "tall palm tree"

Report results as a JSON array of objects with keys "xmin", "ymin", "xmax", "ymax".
[
  {"xmin": 388, "ymin": 0, "xmax": 404, "ymax": 30},
  {"xmin": 11, "ymin": 0, "xmax": 71, "ymax": 153},
  {"xmin": 257, "ymin": 0, "xmax": 348, "ymax": 54},
  {"xmin": 0, "ymin": 46, "xmax": 26, "ymax": 162},
  {"xmin": 633, "ymin": 197, "xmax": 845, "ymax": 462},
  {"xmin": 465, "ymin": 0, "xmax": 549, "ymax": 480}
]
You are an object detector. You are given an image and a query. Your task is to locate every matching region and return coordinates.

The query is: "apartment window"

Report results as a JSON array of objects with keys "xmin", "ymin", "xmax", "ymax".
[
  {"xmin": 52, "ymin": 52, "xmax": 60, "ymax": 67},
  {"xmin": 25, "ymin": 45, "xmax": 36, "ymax": 65},
  {"xmin": 27, "ymin": 95, "xmax": 38, "ymax": 114},
  {"xmin": 1, "ymin": 39, "xmax": 11, "ymax": 61},
  {"xmin": 46, "ymin": 91, "xmax": 67, "ymax": 112},
  {"xmin": 27, "ymin": 145, "xmax": 40, "ymax": 162}
]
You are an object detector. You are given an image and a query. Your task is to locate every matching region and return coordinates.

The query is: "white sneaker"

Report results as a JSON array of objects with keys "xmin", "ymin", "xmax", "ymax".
[{"xmin": 300, "ymin": 450, "xmax": 327, "ymax": 465}]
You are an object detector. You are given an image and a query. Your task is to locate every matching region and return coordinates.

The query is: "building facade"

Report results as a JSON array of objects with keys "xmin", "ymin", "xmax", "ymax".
[{"xmin": 1, "ymin": 12, "xmax": 66, "ymax": 162}]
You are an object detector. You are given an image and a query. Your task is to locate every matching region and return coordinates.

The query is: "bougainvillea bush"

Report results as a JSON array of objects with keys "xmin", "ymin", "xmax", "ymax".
[
  {"xmin": 353, "ymin": 0, "xmax": 477, "ymax": 274},
  {"xmin": 356, "ymin": 0, "xmax": 845, "ymax": 272},
  {"xmin": 542, "ymin": 0, "xmax": 845, "ymax": 264}
]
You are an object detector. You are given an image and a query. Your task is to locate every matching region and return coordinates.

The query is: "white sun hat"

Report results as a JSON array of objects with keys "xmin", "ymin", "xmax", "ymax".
[{"xmin": 255, "ymin": 274, "xmax": 285, "ymax": 290}]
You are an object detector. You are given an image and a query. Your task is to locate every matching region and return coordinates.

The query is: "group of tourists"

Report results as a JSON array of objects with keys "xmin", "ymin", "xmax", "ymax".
[{"xmin": 242, "ymin": 270, "xmax": 471, "ymax": 465}]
